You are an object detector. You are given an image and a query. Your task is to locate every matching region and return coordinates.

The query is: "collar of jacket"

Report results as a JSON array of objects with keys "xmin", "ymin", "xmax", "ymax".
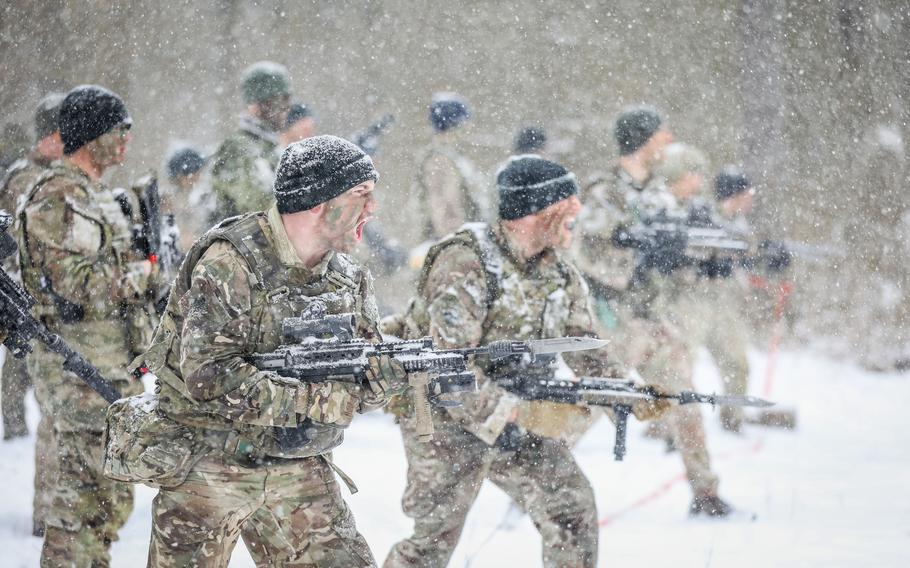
[
  {"xmin": 238, "ymin": 114, "xmax": 280, "ymax": 146},
  {"xmin": 266, "ymin": 203, "xmax": 334, "ymax": 275}
]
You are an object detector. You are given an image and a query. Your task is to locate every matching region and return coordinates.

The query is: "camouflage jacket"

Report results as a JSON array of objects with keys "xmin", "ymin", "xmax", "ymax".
[
  {"xmin": 144, "ymin": 204, "xmax": 386, "ymax": 459},
  {"xmin": 575, "ymin": 166, "xmax": 668, "ymax": 295},
  {"xmin": 1, "ymin": 152, "xmax": 53, "ymax": 278},
  {"xmin": 209, "ymin": 115, "xmax": 280, "ymax": 224},
  {"xmin": 414, "ymin": 140, "xmax": 486, "ymax": 240},
  {"xmin": 18, "ymin": 161, "xmax": 153, "ymax": 430},
  {"xmin": 403, "ymin": 222, "xmax": 621, "ymax": 444}
]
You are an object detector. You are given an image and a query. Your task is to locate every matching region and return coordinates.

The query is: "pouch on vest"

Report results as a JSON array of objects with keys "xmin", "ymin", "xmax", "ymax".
[{"xmin": 103, "ymin": 392, "xmax": 203, "ymax": 488}]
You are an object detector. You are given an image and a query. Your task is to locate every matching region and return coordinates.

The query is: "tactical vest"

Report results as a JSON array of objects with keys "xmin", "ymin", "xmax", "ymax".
[
  {"xmin": 145, "ymin": 212, "xmax": 367, "ymax": 459},
  {"xmin": 18, "ymin": 165, "xmax": 137, "ymax": 323}
]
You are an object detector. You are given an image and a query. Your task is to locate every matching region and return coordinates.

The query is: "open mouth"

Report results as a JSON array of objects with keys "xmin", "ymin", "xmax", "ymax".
[{"xmin": 354, "ymin": 219, "xmax": 369, "ymax": 241}]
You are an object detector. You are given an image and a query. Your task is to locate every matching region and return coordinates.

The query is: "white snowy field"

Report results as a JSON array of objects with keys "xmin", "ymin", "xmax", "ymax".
[{"xmin": 1, "ymin": 348, "xmax": 908, "ymax": 568}]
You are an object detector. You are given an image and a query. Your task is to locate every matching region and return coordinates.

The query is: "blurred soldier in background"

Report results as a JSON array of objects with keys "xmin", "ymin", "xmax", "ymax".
[
  {"xmin": 164, "ymin": 145, "xmax": 209, "ymax": 249},
  {"xmin": 210, "ymin": 61, "xmax": 291, "ymax": 223},
  {"xmin": 512, "ymin": 125, "xmax": 548, "ymax": 155},
  {"xmin": 0, "ymin": 122, "xmax": 30, "ymax": 171},
  {"xmin": 280, "ymin": 102, "xmax": 316, "ymax": 147},
  {"xmin": 1, "ymin": 92, "xmax": 64, "ymax": 538},
  {"xmin": 1, "ymin": 92, "xmax": 64, "ymax": 441},
  {"xmin": 17, "ymin": 85, "xmax": 156, "ymax": 564},
  {"xmin": 413, "ymin": 92, "xmax": 486, "ymax": 241},
  {"xmin": 575, "ymin": 108, "xmax": 733, "ymax": 517}
]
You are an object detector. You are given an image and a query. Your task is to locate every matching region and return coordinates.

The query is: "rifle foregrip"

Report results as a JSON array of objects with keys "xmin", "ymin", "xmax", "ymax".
[{"xmin": 408, "ymin": 372, "xmax": 434, "ymax": 442}]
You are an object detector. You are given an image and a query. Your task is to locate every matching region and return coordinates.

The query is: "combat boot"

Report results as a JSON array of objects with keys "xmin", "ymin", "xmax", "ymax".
[{"xmin": 689, "ymin": 493, "xmax": 733, "ymax": 517}]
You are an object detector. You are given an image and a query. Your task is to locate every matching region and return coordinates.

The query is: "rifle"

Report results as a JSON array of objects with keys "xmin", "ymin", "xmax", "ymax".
[
  {"xmin": 351, "ymin": 114, "xmax": 395, "ymax": 157},
  {"xmin": 0, "ymin": 210, "xmax": 121, "ymax": 404},
  {"xmin": 247, "ymin": 309, "xmax": 607, "ymax": 443},
  {"xmin": 496, "ymin": 374, "xmax": 773, "ymax": 461},
  {"xmin": 113, "ymin": 173, "xmax": 162, "ymax": 265}
]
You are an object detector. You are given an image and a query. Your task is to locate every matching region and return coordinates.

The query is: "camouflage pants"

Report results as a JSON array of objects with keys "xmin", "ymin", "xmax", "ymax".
[
  {"xmin": 40, "ymin": 430, "xmax": 134, "ymax": 568},
  {"xmin": 674, "ymin": 296, "xmax": 750, "ymax": 428},
  {"xmin": 1, "ymin": 347, "xmax": 30, "ymax": 437},
  {"xmin": 384, "ymin": 410, "xmax": 598, "ymax": 568},
  {"xmin": 148, "ymin": 451, "xmax": 375, "ymax": 568},
  {"xmin": 617, "ymin": 315, "xmax": 720, "ymax": 497},
  {"xmin": 29, "ymin": 354, "xmax": 57, "ymax": 533}
]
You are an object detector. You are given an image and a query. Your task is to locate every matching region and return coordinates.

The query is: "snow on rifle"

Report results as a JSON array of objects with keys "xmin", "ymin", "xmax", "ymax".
[
  {"xmin": 0, "ymin": 209, "xmax": 121, "ymax": 404},
  {"xmin": 246, "ymin": 311, "xmax": 607, "ymax": 442},
  {"xmin": 496, "ymin": 374, "xmax": 774, "ymax": 461}
]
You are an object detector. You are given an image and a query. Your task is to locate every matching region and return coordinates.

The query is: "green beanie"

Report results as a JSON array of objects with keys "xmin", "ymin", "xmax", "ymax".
[{"xmin": 241, "ymin": 61, "xmax": 291, "ymax": 104}]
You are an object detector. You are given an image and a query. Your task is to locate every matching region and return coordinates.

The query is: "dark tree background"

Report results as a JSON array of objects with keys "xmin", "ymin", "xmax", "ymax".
[{"xmin": 1, "ymin": 1, "xmax": 907, "ymax": 366}]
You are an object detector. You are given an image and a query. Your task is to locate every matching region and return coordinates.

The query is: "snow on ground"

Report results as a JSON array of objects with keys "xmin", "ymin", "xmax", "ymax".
[{"xmin": 1, "ymin": 348, "xmax": 908, "ymax": 567}]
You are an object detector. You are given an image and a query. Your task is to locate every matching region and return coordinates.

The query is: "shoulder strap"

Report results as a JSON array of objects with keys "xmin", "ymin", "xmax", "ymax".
[{"xmin": 418, "ymin": 222, "xmax": 504, "ymax": 311}]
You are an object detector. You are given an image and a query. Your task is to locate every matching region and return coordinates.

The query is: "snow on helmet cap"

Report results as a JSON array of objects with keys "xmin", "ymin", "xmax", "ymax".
[
  {"xmin": 429, "ymin": 92, "xmax": 470, "ymax": 132},
  {"xmin": 59, "ymin": 85, "xmax": 132, "ymax": 155},
  {"xmin": 242, "ymin": 61, "xmax": 292, "ymax": 104},
  {"xmin": 497, "ymin": 154, "xmax": 578, "ymax": 220},
  {"xmin": 274, "ymin": 135, "xmax": 379, "ymax": 214},
  {"xmin": 34, "ymin": 92, "xmax": 65, "ymax": 142}
]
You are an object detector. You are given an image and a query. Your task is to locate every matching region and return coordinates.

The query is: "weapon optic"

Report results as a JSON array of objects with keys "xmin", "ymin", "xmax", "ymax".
[
  {"xmin": 247, "ymin": 310, "xmax": 606, "ymax": 443},
  {"xmin": 0, "ymin": 210, "xmax": 121, "ymax": 404},
  {"xmin": 496, "ymin": 374, "xmax": 773, "ymax": 461},
  {"xmin": 351, "ymin": 114, "xmax": 395, "ymax": 157}
]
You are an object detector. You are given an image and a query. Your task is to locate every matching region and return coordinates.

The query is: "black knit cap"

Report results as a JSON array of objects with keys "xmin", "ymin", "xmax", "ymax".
[
  {"xmin": 59, "ymin": 85, "xmax": 132, "ymax": 155},
  {"xmin": 497, "ymin": 155, "xmax": 578, "ymax": 220},
  {"xmin": 714, "ymin": 166, "xmax": 752, "ymax": 200},
  {"xmin": 429, "ymin": 93, "xmax": 470, "ymax": 132},
  {"xmin": 166, "ymin": 147, "xmax": 206, "ymax": 179},
  {"xmin": 614, "ymin": 105, "xmax": 663, "ymax": 156},
  {"xmin": 513, "ymin": 126, "xmax": 547, "ymax": 154},
  {"xmin": 274, "ymin": 135, "xmax": 378, "ymax": 214}
]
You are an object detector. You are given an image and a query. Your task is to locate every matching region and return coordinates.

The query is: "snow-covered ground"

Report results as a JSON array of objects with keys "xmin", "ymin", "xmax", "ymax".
[{"xmin": 1, "ymin": 348, "xmax": 908, "ymax": 567}]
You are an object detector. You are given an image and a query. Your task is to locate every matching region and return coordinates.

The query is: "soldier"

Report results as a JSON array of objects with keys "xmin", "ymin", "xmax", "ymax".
[
  {"xmin": 210, "ymin": 61, "xmax": 291, "ymax": 223},
  {"xmin": 279, "ymin": 102, "xmax": 316, "ymax": 147},
  {"xmin": 1, "ymin": 92, "xmax": 63, "ymax": 441},
  {"xmin": 689, "ymin": 167, "xmax": 759, "ymax": 432},
  {"xmin": 384, "ymin": 155, "xmax": 669, "ymax": 568},
  {"xmin": 576, "ymin": 109, "xmax": 733, "ymax": 517},
  {"xmin": 1, "ymin": 92, "xmax": 64, "ymax": 538},
  {"xmin": 413, "ymin": 92, "xmax": 486, "ymax": 240},
  {"xmin": 141, "ymin": 135, "xmax": 404, "ymax": 567},
  {"xmin": 164, "ymin": 145, "xmax": 209, "ymax": 250},
  {"xmin": 18, "ymin": 85, "xmax": 154, "ymax": 565}
]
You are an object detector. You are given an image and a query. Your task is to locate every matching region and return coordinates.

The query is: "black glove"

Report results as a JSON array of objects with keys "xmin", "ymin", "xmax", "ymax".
[
  {"xmin": 495, "ymin": 423, "xmax": 525, "ymax": 452},
  {"xmin": 759, "ymin": 240, "xmax": 792, "ymax": 273},
  {"xmin": 644, "ymin": 229, "xmax": 689, "ymax": 275},
  {"xmin": 697, "ymin": 256, "xmax": 734, "ymax": 279}
]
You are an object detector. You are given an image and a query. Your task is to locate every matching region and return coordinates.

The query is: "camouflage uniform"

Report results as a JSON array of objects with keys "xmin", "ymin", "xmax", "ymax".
[
  {"xmin": 385, "ymin": 222, "xmax": 619, "ymax": 568},
  {"xmin": 142, "ymin": 205, "xmax": 385, "ymax": 567},
  {"xmin": 1, "ymin": 152, "xmax": 48, "ymax": 438},
  {"xmin": 413, "ymin": 141, "xmax": 486, "ymax": 240},
  {"xmin": 209, "ymin": 116, "xmax": 281, "ymax": 223},
  {"xmin": 674, "ymin": 212, "xmax": 753, "ymax": 430},
  {"xmin": 19, "ymin": 160, "xmax": 153, "ymax": 566},
  {"xmin": 1, "ymin": 151, "xmax": 54, "ymax": 532},
  {"xmin": 576, "ymin": 167, "xmax": 721, "ymax": 498}
]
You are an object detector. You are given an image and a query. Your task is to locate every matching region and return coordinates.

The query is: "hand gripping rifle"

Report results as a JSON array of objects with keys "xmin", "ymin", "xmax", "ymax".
[
  {"xmin": 246, "ymin": 311, "xmax": 607, "ymax": 442},
  {"xmin": 496, "ymin": 374, "xmax": 773, "ymax": 460},
  {"xmin": 0, "ymin": 210, "xmax": 121, "ymax": 404}
]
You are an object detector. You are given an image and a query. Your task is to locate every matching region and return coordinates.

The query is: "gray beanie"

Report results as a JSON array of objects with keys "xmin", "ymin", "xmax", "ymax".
[
  {"xmin": 34, "ymin": 92, "xmax": 65, "ymax": 141},
  {"xmin": 274, "ymin": 135, "xmax": 378, "ymax": 214}
]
